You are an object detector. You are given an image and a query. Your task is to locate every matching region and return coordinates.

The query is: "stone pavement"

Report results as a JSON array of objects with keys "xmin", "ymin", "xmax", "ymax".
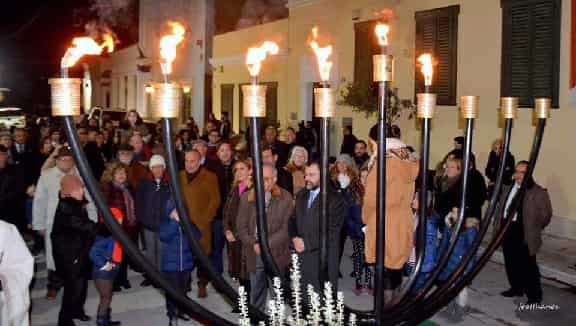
[
  {"xmin": 29, "ymin": 240, "xmax": 576, "ymax": 326},
  {"xmin": 484, "ymin": 229, "xmax": 576, "ymax": 287}
]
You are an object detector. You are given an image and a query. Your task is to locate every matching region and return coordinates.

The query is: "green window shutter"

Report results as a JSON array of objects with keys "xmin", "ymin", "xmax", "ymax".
[
  {"xmin": 415, "ymin": 5, "xmax": 460, "ymax": 106},
  {"xmin": 501, "ymin": 0, "xmax": 561, "ymax": 108}
]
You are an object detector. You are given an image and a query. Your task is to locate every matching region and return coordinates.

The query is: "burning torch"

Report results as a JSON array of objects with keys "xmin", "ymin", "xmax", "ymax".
[
  {"xmin": 371, "ymin": 22, "xmax": 392, "ymax": 322},
  {"xmin": 153, "ymin": 22, "xmax": 185, "ymax": 119},
  {"xmin": 243, "ymin": 40, "xmax": 282, "ymax": 278},
  {"xmin": 50, "ymin": 34, "xmax": 114, "ymax": 117},
  {"xmin": 309, "ymin": 26, "xmax": 334, "ymax": 285}
]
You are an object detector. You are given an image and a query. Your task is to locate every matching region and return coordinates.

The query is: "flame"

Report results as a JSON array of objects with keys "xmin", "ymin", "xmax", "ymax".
[
  {"xmin": 160, "ymin": 22, "xmax": 186, "ymax": 75},
  {"xmin": 375, "ymin": 24, "xmax": 390, "ymax": 46},
  {"xmin": 418, "ymin": 54, "xmax": 434, "ymax": 86},
  {"xmin": 309, "ymin": 27, "xmax": 333, "ymax": 82},
  {"xmin": 61, "ymin": 34, "xmax": 116, "ymax": 68},
  {"xmin": 246, "ymin": 41, "xmax": 279, "ymax": 77},
  {"xmin": 102, "ymin": 33, "xmax": 115, "ymax": 53}
]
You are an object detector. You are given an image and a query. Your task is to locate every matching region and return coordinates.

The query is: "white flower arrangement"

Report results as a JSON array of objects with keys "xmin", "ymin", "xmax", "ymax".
[
  {"xmin": 237, "ymin": 254, "xmax": 358, "ymax": 325},
  {"xmin": 238, "ymin": 286, "xmax": 250, "ymax": 326},
  {"xmin": 307, "ymin": 284, "xmax": 322, "ymax": 326},
  {"xmin": 323, "ymin": 282, "xmax": 335, "ymax": 325}
]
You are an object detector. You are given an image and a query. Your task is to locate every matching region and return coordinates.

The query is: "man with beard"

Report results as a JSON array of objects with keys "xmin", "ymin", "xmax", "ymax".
[
  {"xmin": 353, "ymin": 140, "xmax": 370, "ymax": 169},
  {"xmin": 289, "ymin": 161, "xmax": 346, "ymax": 292}
]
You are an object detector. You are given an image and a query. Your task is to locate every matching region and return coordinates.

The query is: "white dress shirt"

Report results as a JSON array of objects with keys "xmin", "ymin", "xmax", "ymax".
[{"xmin": 504, "ymin": 183, "xmax": 521, "ymax": 222}]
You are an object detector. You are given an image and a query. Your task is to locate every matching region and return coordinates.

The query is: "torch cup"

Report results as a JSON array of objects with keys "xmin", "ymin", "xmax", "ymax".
[{"xmin": 49, "ymin": 78, "xmax": 82, "ymax": 117}]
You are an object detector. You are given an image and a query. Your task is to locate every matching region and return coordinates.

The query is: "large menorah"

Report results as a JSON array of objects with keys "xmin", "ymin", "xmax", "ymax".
[{"xmin": 49, "ymin": 38, "xmax": 550, "ymax": 326}]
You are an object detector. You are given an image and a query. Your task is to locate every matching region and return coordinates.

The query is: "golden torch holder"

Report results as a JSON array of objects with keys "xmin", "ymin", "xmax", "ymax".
[
  {"xmin": 152, "ymin": 83, "xmax": 182, "ymax": 119},
  {"xmin": 417, "ymin": 93, "xmax": 436, "ymax": 119},
  {"xmin": 460, "ymin": 96, "xmax": 479, "ymax": 119},
  {"xmin": 501, "ymin": 97, "xmax": 519, "ymax": 119},
  {"xmin": 314, "ymin": 88, "xmax": 336, "ymax": 118},
  {"xmin": 49, "ymin": 78, "xmax": 82, "ymax": 116},
  {"xmin": 242, "ymin": 84, "xmax": 267, "ymax": 118},
  {"xmin": 534, "ymin": 98, "xmax": 551, "ymax": 119},
  {"xmin": 373, "ymin": 54, "xmax": 394, "ymax": 82}
]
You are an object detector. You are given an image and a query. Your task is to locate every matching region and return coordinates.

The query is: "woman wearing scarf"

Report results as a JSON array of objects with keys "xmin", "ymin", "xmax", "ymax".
[
  {"xmin": 363, "ymin": 124, "xmax": 419, "ymax": 299},
  {"xmin": 100, "ymin": 161, "xmax": 137, "ymax": 292}
]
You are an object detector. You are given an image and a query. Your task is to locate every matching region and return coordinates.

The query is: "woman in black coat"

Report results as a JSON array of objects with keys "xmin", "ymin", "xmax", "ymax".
[{"xmin": 51, "ymin": 175, "xmax": 97, "ymax": 326}]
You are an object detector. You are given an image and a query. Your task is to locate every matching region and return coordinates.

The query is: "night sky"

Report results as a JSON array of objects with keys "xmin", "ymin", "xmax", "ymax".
[{"xmin": 0, "ymin": 0, "xmax": 90, "ymax": 114}]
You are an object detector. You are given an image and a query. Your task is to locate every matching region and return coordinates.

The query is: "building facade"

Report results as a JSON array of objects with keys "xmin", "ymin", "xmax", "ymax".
[{"xmin": 211, "ymin": 0, "xmax": 576, "ymax": 237}]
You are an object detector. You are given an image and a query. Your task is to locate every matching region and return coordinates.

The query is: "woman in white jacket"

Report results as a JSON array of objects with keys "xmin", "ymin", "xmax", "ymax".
[{"xmin": 0, "ymin": 220, "xmax": 34, "ymax": 326}]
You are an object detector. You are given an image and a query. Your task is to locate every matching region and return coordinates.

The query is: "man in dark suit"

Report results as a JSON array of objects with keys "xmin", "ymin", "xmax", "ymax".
[
  {"xmin": 262, "ymin": 146, "xmax": 293, "ymax": 195},
  {"xmin": 289, "ymin": 161, "xmax": 346, "ymax": 293},
  {"xmin": 494, "ymin": 161, "xmax": 552, "ymax": 304}
]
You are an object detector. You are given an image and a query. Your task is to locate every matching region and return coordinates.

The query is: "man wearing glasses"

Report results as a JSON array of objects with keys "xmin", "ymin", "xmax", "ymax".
[{"xmin": 495, "ymin": 161, "xmax": 553, "ymax": 305}]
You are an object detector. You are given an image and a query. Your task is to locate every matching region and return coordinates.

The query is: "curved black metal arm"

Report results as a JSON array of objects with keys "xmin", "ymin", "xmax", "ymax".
[
  {"xmin": 62, "ymin": 117, "xmax": 235, "ymax": 325},
  {"xmin": 161, "ymin": 118, "xmax": 267, "ymax": 321},
  {"xmin": 383, "ymin": 118, "xmax": 475, "ymax": 322},
  {"xmin": 412, "ymin": 119, "xmax": 514, "ymax": 312},
  {"xmin": 249, "ymin": 117, "xmax": 282, "ymax": 278},
  {"xmin": 402, "ymin": 118, "xmax": 546, "ymax": 325}
]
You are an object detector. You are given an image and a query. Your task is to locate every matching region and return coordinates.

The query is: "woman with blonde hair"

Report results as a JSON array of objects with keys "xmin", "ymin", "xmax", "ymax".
[
  {"xmin": 284, "ymin": 146, "xmax": 308, "ymax": 195},
  {"xmin": 222, "ymin": 159, "xmax": 253, "ymax": 306},
  {"xmin": 485, "ymin": 138, "xmax": 515, "ymax": 196}
]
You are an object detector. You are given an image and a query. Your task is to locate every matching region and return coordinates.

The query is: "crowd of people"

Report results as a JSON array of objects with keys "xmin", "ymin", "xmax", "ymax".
[{"xmin": 0, "ymin": 110, "xmax": 554, "ymax": 326}]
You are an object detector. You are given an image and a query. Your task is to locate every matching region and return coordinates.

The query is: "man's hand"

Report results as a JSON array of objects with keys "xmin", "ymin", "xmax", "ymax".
[
  {"xmin": 292, "ymin": 237, "xmax": 305, "ymax": 253},
  {"xmin": 37, "ymin": 229, "xmax": 46, "ymax": 237},
  {"xmin": 253, "ymin": 243, "xmax": 261, "ymax": 256},
  {"xmin": 225, "ymin": 230, "xmax": 236, "ymax": 242}
]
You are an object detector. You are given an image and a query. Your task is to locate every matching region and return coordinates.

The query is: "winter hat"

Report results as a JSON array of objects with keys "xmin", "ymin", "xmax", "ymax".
[
  {"xmin": 336, "ymin": 153, "xmax": 354, "ymax": 167},
  {"xmin": 60, "ymin": 175, "xmax": 83, "ymax": 197},
  {"xmin": 149, "ymin": 155, "xmax": 166, "ymax": 169}
]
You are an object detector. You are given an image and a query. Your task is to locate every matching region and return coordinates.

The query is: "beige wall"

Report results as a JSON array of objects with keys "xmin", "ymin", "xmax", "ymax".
[{"xmin": 212, "ymin": 0, "xmax": 576, "ymax": 222}]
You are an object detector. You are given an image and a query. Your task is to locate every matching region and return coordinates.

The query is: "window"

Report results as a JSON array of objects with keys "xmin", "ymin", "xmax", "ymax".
[
  {"xmin": 353, "ymin": 20, "xmax": 380, "ymax": 89},
  {"xmin": 501, "ymin": 0, "xmax": 561, "ymax": 108},
  {"xmin": 221, "ymin": 84, "xmax": 234, "ymax": 126},
  {"xmin": 415, "ymin": 5, "xmax": 460, "ymax": 105}
]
